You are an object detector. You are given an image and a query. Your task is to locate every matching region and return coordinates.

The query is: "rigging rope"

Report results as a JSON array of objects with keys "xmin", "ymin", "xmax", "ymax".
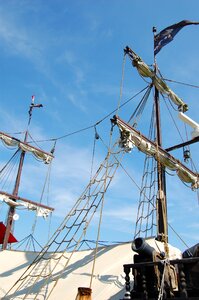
[
  {"xmin": 3, "ymin": 122, "xmax": 196, "ymax": 298},
  {"xmin": 84, "ymin": 126, "xmax": 99, "ymax": 239},
  {"xmin": 2, "ymin": 57, "xmax": 198, "ymax": 297},
  {"xmin": 116, "ymin": 52, "xmax": 126, "ymax": 116},
  {"xmin": 27, "ymin": 86, "xmax": 149, "ymax": 144},
  {"xmin": 158, "ymin": 259, "xmax": 169, "ymax": 300},
  {"xmin": 0, "ymin": 149, "xmax": 20, "ymax": 176},
  {"xmin": 134, "ymin": 105, "xmax": 157, "ymax": 239},
  {"xmin": 4, "ymin": 126, "xmax": 125, "ymax": 299},
  {"xmin": 96, "ymin": 130, "xmax": 194, "ymax": 249},
  {"xmin": 13, "ymin": 234, "xmax": 43, "ymax": 251},
  {"xmin": 0, "ymin": 149, "xmax": 21, "ymax": 192},
  {"xmin": 162, "ymin": 92, "xmax": 198, "ymax": 175},
  {"xmin": 89, "ymin": 121, "xmax": 114, "ymax": 289},
  {"xmin": 164, "ymin": 77, "xmax": 199, "ymax": 89},
  {"xmin": 162, "ymin": 94, "xmax": 184, "ymax": 142},
  {"xmin": 30, "ymin": 161, "xmax": 53, "ymax": 248},
  {"xmin": 128, "ymin": 84, "xmax": 152, "ymax": 125},
  {"xmin": 28, "ymin": 131, "xmax": 44, "ymax": 151}
]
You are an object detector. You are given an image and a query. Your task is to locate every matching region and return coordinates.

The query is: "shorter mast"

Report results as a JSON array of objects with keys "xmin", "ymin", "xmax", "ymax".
[
  {"xmin": 2, "ymin": 97, "xmax": 54, "ymax": 250},
  {"xmin": 2, "ymin": 136, "xmax": 26, "ymax": 250}
]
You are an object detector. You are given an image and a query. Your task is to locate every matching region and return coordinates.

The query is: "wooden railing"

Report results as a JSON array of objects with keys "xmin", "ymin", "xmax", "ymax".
[{"xmin": 121, "ymin": 257, "xmax": 199, "ymax": 299}]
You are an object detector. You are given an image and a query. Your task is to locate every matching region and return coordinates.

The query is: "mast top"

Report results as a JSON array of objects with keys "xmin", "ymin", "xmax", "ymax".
[{"xmin": 28, "ymin": 95, "xmax": 43, "ymax": 126}]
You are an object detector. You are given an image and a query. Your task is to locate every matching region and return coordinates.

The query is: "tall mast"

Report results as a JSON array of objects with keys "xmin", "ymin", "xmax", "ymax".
[
  {"xmin": 153, "ymin": 27, "xmax": 168, "ymax": 244},
  {"xmin": 2, "ymin": 97, "xmax": 43, "ymax": 250}
]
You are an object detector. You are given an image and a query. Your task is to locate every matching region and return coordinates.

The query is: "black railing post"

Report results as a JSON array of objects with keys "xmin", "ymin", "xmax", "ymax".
[
  {"xmin": 141, "ymin": 267, "xmax": 148, "ymax": 299},
  {"xmin": 123, "ymin": 265, "xmax": 131, "ymax": 299},
  {"xmin": 179, "ymin": 264, "xmax": 188, "ymax": 298}
]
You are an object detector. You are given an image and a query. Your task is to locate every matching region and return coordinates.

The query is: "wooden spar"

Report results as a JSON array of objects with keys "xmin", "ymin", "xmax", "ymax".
[
  {"xmin": 75, "ymin": 287, "xmax": 92, "ymax": 300},
  {"xmin": 166, "ymin": 136, "xmax": 199, "ymax": 152},
  {"xmin": 0, "ymin": 131, "xmax": 54, "ymax": 162},
  {"xmin": 114, "ymin": 116, "xmax": 198, "ymax": 185},
  {"xmin": 0, "ymin": 190, "xmax": 54, "ymax": 211}
]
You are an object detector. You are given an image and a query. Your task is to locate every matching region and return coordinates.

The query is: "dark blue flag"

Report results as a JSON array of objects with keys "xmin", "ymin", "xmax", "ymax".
[{"xmin": 154, "ymin": 20, "xmax": 199, "ymax": 55}]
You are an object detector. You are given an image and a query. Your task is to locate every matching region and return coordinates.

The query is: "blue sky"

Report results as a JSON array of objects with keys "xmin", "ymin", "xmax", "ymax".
[{"xmin": 0, "ymin": 0, "xmax": 198, "ymax": 252}]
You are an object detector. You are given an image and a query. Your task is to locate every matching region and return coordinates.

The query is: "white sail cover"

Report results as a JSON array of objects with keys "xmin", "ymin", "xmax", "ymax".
[
  {"xmin": 115, "ymin": 116, "xmax": 199, "ymax": 189},
  {"xmin": 0, "ymin": 192, "xmax": 52, "ymax": 218},
  {"xmin": 0, "ymin": 131, "xmax": 53, "ymax": 164}
]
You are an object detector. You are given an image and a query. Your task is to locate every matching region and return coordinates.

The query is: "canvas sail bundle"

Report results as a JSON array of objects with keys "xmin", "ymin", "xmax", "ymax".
[
  {"xmin": 124, "ymin": 46, "xmax": 188, "ymax": 112},
  {"xmin": 0, "ymin": 191, "xmax": 53, "ymax": 218},
  {"xmin": 115, "ymin": 116, "xmax": 199, "ymax": 189},
  {"xmin": 0, "ymin": 131, "xmax": 53, "ymax": 164}
]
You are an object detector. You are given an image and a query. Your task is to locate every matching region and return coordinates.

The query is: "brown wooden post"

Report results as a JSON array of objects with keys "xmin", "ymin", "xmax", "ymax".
[
  {"xmin": 153, "ymin": 27, "xmax": 168, "ymax": 244},
  {"xmin": 2, "ymin": 134, "xmax": 27, "ymax": 250},
  {"xmin": 124, "ymin": 265, "xmax": 131, "ymax": 296},
  {"xmin": 179, "ymin": 264, "xmax": 188, "ymax": 298},
  {"xmin": 75, "ymin": 287, "xmax": 92, "ymax": 300},
  {"xmin": 2, "ymin": 99, "xmax": 45, "ymax": 250}
]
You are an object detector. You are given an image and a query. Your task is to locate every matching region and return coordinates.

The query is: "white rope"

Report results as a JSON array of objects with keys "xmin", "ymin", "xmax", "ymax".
[{"xmin": 158, "ymin": 259, "xmax": 170, "ymax": 300}]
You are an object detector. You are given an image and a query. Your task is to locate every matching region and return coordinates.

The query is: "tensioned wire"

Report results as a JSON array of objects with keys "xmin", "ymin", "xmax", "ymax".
[
  {"xmin": 89, "ymin": 123, "xmax": 115, "ymax": 289},
  {"xmin": 5, "ymin": 75, "xmax": 199, "ymax": 145},
  {"xmin": 28, "ymin": 85, "xmax": 149, "ymax": 143}
]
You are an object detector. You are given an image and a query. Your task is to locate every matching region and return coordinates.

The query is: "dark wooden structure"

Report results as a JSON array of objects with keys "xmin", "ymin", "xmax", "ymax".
[{"xmin": 122, "ymin": 256, "xmax": 199, "ymax": 299}]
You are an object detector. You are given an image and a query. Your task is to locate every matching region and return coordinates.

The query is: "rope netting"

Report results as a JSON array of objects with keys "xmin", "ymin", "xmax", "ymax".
[
  {"xmin": 4, "ymin": 141, "xmax": 124, "ymax": 299},
  {"xmin": 2, "ymin": 46, "xmax": 198, "ymax": 300},
  {"xmin": 134, "ymin": 105, "xmax": 158, "ymax": 239}
]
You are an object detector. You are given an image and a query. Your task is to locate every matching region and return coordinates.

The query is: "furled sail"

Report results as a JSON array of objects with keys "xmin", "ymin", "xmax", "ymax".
[
  {"xmin": 124, "ymin": 46, "xmax": 188, "ymax": 112},
  {"xmin": 114, "ymin": 116, "xmax": 199, "ymax": 189},
  {"xmin": 0, "ymin": 131, "xmax": 53, "ymax": 164},
  {"xmin": 0, "ymin": 191, "xmax": 54, "ymax": 218}
]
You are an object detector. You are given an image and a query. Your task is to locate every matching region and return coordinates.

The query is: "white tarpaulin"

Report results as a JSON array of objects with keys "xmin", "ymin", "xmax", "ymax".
[{"xmin": 0, "ymin": 240, "xmax": 181, "ymax": 299}]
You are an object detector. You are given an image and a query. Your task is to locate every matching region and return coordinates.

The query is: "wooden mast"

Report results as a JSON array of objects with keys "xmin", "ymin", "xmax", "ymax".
[
  {"xmin": 2, "ymin": 97, "xmax": 53, "ymax": 250},
  {"xmin": 153, "ymin": 27, "xmax": 168, "ymax": 244},
  {"xmin": 2, "ymin": 136, "xmax": 26, "ymax": 250}
]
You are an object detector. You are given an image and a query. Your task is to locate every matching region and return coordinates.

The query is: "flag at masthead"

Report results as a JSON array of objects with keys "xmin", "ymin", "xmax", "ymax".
[{"xmin": 154, "ymin": 20, "xmax": 199, "ymax": 55}]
